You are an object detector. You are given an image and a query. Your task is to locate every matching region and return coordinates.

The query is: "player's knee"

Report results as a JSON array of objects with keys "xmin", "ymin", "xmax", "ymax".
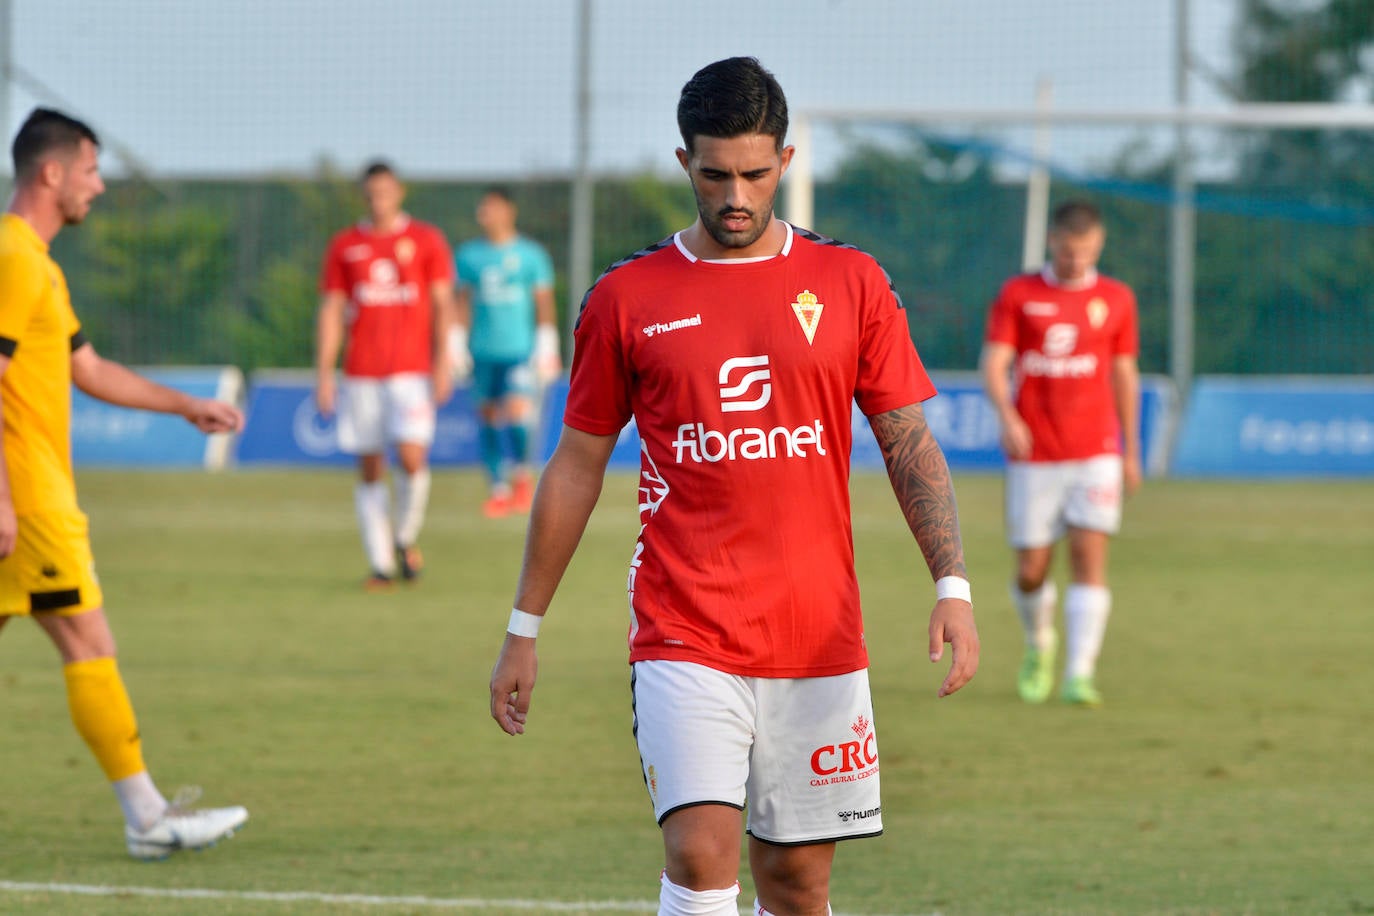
[
  {"xmin": 662, "ymin": 820, "xmax": 739, "ymax": 889},
  {"xmin": 751, "ymin": 847, "xmax": 832, "ymax": 913}
]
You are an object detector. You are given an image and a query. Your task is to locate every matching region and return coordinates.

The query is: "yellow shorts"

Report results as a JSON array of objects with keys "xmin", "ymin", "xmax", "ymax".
[{"xmin": 0, "ymin": 509, "xmax": 104, "ymax": 616}]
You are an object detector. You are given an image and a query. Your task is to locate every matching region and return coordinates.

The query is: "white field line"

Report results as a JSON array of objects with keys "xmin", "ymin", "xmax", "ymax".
[
  {"xmin": 0, "ymin": 880, "xmax": 929, "ymax": 916},
  {"xmin": 0, "ymin": 881, "xmax": 655, "ymax": 911}
]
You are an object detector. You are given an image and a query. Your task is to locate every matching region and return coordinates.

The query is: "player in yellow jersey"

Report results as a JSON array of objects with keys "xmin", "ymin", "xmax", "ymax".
[{"xmin": 0, "ymin": 108, "xmax": 249, "ymax": 859}]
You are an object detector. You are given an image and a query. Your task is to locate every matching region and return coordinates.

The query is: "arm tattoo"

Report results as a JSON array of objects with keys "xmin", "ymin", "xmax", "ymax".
[{"xmin": 869, "ymin": 403, "xmax": 968, "ymax": 581}]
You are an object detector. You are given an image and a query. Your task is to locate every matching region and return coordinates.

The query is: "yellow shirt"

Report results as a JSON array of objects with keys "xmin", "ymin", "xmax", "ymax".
[{"xmin": 0, "ymin": 213, "xmax": 83, "ymax": 515}]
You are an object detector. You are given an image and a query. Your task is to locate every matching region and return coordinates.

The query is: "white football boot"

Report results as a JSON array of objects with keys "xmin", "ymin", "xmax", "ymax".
[{"xmin": 125, "ymin": 787, "xmax": 248, "ymax": 860}]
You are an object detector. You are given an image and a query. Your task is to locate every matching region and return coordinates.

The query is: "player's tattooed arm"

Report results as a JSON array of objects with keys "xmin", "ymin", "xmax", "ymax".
[{"xmin": 870, "ymin": 403, "xmax": 968, "ymax": 581}]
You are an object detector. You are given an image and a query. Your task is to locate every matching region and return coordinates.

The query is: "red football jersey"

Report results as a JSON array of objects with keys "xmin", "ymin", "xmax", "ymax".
[
  {"xmin": 566, "ymin": 224, "xmax": 936, "ymax": 678},
  {"xmin": 320, "ymin": 216, "xmax": 453, "ymax": 377},
  {"xmin": 984, "ymin": 268, "xmax": 1139, "ymax": 462}
]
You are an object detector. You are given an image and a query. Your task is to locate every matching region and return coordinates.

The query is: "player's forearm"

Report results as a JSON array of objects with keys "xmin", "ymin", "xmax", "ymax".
[
  {"xmin": 980, "ymin": 347, "xmax": 1020, "ymax": 425},
  {"xmin": 511, "ymin": 435, "xmax": 611, "ymax": 615},
  {"xmin": 315, "ymin": 298, "xmax": 345, "ymax": 380},
  {"xmin": 870, "ymin": 403, "xmax": 969, "ymax": 582},
  {"xmin": 534, "ymin": 287, "xmax": 557, "ymax": 327},
  {"xmin": 1113, "ymin": 359, "xmax": 1141, "ymax": 457},
  {"xmin": 73, "ymin": 354, "xmax": 193, "ymax": 416}
]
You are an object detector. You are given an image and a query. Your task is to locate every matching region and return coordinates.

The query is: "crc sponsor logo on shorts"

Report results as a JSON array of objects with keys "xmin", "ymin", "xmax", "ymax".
[
  {"xmin": 809, "ymin": 714, "xmax": 879, "ymax": 787},
  {"xmin": 1021, "ymin": 322, "xmax": 1097, "ymax": 378},
  {"xmin": 671, "ymin": 356, "xmax": 828, "ymax": 463}
]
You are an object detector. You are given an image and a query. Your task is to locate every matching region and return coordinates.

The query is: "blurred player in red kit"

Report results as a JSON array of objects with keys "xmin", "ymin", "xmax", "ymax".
[
  {"xmin": 981, "ymin": 199, "xmax": 1141, "ymax": 707},
  {"xmin": 316, "ymin": 161, "xmax": 455, "ymax": 588}
]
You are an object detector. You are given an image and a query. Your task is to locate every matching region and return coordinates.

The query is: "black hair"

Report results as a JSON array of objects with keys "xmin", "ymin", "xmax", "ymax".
[
  {"xmin": 361, "ymin": 159, "xmax": 396, "ymax": 181},
  {"xmin": 11, "ymin": 108, "xmax": 100, "ymax": 181},
  {"xmin": 677, "ymin": 56, "xmax": 788, "ymax": 153},
  {"xmin": 1051, "ymin": 200, "xmax": 1103, "ymax": 234}
]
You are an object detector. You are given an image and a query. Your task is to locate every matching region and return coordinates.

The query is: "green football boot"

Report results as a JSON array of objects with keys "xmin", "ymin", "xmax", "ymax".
[
  {"xmin": 1060, "ymin": 675, "xmax": 1103, "ymax": 708},
  {"xmin": 1016, "ymin": 632, "xmax": 1057, "ymax": 703}
]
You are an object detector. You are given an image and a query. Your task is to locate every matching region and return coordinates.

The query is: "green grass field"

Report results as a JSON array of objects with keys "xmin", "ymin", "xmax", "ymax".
[{"xmin": 1, "ymin": 469, "xmax": 1371, "ymax": 915}]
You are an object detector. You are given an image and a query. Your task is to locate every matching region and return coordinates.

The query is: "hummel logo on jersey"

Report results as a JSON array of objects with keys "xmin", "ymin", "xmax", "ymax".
[
  {"xmin": 718, "ymin": 355, "xmax": 771, "ymax": 413},
  {"xmin": 642, "ymin": 313, "xmax": 703, "ymax": 338},
  {"xmin": 1024, "ymin": 300, "xmax": 1059, "ymax": 316}
]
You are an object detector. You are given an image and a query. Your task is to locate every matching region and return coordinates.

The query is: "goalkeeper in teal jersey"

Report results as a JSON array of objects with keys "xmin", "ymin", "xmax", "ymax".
[{"xmin": 451, "ymin": 187, "xmax": 560, "ymax": 518}]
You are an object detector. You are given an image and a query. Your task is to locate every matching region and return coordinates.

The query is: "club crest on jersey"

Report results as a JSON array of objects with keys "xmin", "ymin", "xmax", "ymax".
[
  {"xmin": 1087, "ymin": 297, "xmax": 1109, "ymax": 329},
  {"xmin": 394, "ymin": 238, "xmax": 416, "ymax": 265},
  {"xmin": 791, "ymin": 289, "xmax": 824, "ymax": 345}
]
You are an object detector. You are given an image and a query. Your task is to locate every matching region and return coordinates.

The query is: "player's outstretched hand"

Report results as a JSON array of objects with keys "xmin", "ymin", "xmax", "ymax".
[
  {"xmin": 490, "ymin": 634, "xmax": 538, "ymax": 735},
  {"xmin": 1123, "ymin": 452, "xmax": 1143, "ymax": 497},
  {"xmin": 928, "ymin": 598, "xmax": 979, "ymax": 698},
  {"xmin": 432, "ymin": 365, "xmax": 455, "ymax": 408},
  {"xmin": 315, "ymin": 377, "xmax": 336, "ymax": 417},
  {"xmin": 999, "ymin": 415, "xmax": 1034, "ymax": 461},
  {"xmin": 182, "ymin": 398, "xmax": 244, "ymax": 434}
]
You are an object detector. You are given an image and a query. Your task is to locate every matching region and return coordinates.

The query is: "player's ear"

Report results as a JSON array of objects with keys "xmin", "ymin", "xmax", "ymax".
[
  {"xmin": 38, "ymin": 157, "xmax": 65, "ymax": 190},
  {"xmin": 779, "ymin": 144, "xmax": 796, "ymax": 175},
  {"xmin": 675, "ymin": 147, "xmax": 691, "ymax": 174}
]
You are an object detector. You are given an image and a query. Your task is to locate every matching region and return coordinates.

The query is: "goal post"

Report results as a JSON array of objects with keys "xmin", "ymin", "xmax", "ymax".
[{"xmin": 783, "ymin": 101, "xmax": 1374, "ymax": 393}]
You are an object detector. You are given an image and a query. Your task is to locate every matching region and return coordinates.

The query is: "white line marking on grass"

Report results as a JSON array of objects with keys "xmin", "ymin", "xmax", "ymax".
[
  {"xmin": 0, "ymin": 881, "xmax": 657, "ymax": 911},
  {"xmin": 0, "ymin": 880, "xmax": 930, "ymax": 915}
]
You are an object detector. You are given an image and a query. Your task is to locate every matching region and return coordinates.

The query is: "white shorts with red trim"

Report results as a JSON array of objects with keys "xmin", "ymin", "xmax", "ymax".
[
  {"xmin": 631, "ymin": 660, "xmax": 882, "ymax": 845},
  {"xmin": 1005, "ymin": 454, "xmax": 1123, "ymax": 547},
  {"xmin": 337, "ymin": 373, "xmax": 435, "ymax": 454}
]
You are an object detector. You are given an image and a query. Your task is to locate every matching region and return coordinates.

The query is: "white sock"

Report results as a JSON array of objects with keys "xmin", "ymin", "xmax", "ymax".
[
  {"xmin": 659, "ymin": 872, "xmax": 739, "ymax": 916},
  {"xmin": 354, "ymin": 481, "xmax": 395, "ymax": 575},
  {"xmin": 754, "ymin": 901, "xmax": 832, "ymax": 916},
  {"xmin": 112, "ymin": 771, "xmax": 167, "ymax": 831},
  {"xmin": 1012, "ymin": 581, "xmax": 1058, "ymax": 651},
  {"xmin": 392, "ymin": 468, "xmax": 431, "ymax": 547},
  {"xmin": 1064, "ymin": 584, "xmax": 1111, "ymax": 679}
]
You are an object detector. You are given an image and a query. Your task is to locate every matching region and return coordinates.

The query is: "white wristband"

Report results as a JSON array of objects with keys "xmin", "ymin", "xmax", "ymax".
[
  {"xmin": 507, "ymin": 608, "xmax": 543, "ymax": 638},
  {"xmin": 534, "ymin": 324, "xmax": 559, "ymax": 360},
  {"xmin": 935, "ymin": 576, "xmax": 972, "ymax": 603}
]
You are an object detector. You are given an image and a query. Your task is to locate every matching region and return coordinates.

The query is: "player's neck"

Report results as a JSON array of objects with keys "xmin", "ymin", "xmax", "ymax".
[
  {"xmin": 485, "ymin": 227, "xmax": 517, "ymax": 245},
  {"xmin": 368, "ymin": 211, "xmax": 407, "ymax": 235},
  {"xmin": 6, "ymin": 192, "xmax": 62, "ymax": 245},
  {"xmin": 1042, "ymin": 263, "xmax": 1098, "ymax": 291},
  {"xmin": 679, "ymin": 216, "xmax": 787, "ymax": 261}
]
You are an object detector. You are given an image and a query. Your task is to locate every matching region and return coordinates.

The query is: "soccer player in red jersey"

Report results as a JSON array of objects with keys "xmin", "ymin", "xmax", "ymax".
[
  {"xmin": 981, "ymin": 200, "xmax": 1142, "ymax": 708},
  {"xmin": 316, "ymin": 161, "xmax": 455, "ymax": 588},
  {"xmin": 489, "ymin": 57, "xmax": 979, "ymax": 916}
]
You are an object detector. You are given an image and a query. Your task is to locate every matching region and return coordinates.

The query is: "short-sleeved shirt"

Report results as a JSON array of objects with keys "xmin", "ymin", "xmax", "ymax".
[
  {"xmin": 320, "ymin": 215, "xmax": 453, "ymax": 378},
  {"xmin": 567, "ymin": 223, "xmax": 936, "ymax": 678},
  {"xmin": 984, "ymin": 267, "xmax": 1139, "ymax": 462},
  {"xmin": 454, "ymin": 235, "xmax": 554, "ymax": 363},
  {"xmin": 0, "ymin": 213, "xmax": 84, "ymax": 516}
]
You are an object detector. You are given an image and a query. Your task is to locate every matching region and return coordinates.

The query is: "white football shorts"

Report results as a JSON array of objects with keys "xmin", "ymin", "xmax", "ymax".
[
  {"xmin": 337, "ymin": 373, "xmax": 435, "ymax": 454},
  {"xmin": 631, "ymin": 660, "xmax": 883, "ymax": 845},
  {"xmin": 1005, "ymin": 454, "xmax": 1123, "ymax": 548}
]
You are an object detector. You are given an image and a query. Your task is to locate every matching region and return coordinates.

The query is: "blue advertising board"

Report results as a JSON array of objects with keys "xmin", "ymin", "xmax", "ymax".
[
  {"xmin": 235, "ymin": 371, "xmax": 481, "ymax": 466},
  {"xmin": 539, "ymin": 371, "xmax": 1176, "ymax": 475},
  {"xmin": 1172, "ymin": 376, "xmax": 1374, "ymax": 477},
  {"xmin": 72, "ymin": 366, "xmax": 242, "ymax": 469}
]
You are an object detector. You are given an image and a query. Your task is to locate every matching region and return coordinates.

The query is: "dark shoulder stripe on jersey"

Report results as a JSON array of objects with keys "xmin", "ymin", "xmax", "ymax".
[
  {"xmin": 574, "ymin": 235, "xmax": 676, "ymax": 330},
  {"xmin": 70, "ymin": 330, "xmax": 89, "ymax": 351},
  {"xmin": 0, "ymin": 336, "xmax": 16, "ymax": 358},
  {"xmin": 792, "ymin": 225, "xmax": 907, "ymax": 312}
]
